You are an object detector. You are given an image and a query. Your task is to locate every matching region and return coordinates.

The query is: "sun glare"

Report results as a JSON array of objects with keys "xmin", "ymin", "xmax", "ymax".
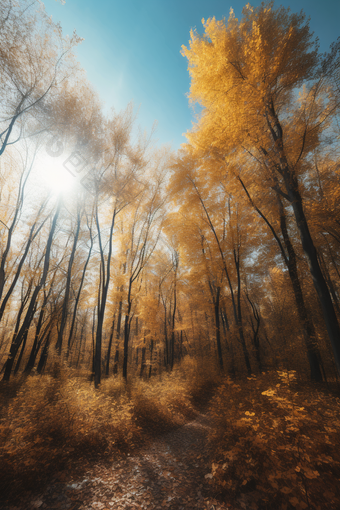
[{"xmin": 33, "ymin": 153, "xmax": 77, "ymax": 196}]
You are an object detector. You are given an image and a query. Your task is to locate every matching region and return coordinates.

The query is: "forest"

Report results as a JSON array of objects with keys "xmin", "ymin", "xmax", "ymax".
[{"xmin": 0, "ymin": 1, "xmax": 340, "ymax": 509}]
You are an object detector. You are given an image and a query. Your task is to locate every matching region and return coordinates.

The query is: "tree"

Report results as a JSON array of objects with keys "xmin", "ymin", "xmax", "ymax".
[
  {"xmin": 169, "ymin": 154, "xmax": 256, "ymax": 374},
  {"xmin": 1, "ymin": 198, "xmax": 61, "ymax": 381},
  {"xmin": 55, "ymin": 206, "xmax": 82, "ymax": 355},
  {"xmin": 238, "ymin": 173, "xmax": 324, "ymax": 381},
  {"xmin": 92, "ymin": 106, "xmax": 153, "ymax": 387},
  {"xmin": 181, "ymin": 2, "xmax": 340, "ymax": 373},
  {"xmin": 0, "ymin": 0, "xmax": 82, "ymax": 157},
  {"xmin": 121, "ymin": 176, "xmax": 165, "ymax": 380}
]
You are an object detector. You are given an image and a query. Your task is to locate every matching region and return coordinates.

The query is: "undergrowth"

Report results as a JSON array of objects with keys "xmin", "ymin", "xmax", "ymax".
[
  {"xmin": 5, "ymin": 359, "xmax": 338, "ymax": 510},
  {"xmin": 0, "ymin": 358, "xmax": 202, "ymax": 504},
  {"xmin": 206, "ymin": 371, "xmax": 340, "ymax": 510}
]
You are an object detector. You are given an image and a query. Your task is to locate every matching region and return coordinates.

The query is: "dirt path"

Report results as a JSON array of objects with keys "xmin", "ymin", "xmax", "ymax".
[{"xmin": 4, "ymin": 413, "xmax": 233, "ymax": 510}]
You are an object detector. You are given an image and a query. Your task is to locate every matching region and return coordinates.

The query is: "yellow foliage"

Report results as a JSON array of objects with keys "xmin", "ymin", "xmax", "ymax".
[{"xmin": 206, "ymin": 371, "xmax": 340, "ymax": 509}]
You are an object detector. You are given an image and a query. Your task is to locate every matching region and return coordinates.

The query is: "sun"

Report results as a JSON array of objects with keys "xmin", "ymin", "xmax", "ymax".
[{"xmin": 32, "ymin": 152, "xmax": 77, "ymax": 196}]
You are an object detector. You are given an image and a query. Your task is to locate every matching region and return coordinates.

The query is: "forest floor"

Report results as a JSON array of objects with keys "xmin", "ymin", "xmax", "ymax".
[
  {"xmin": 2, "ymin": 368, "xmax": 340, "ymax": 510},
  {"xmin": 2, "ymin": 411, "xmax": 231, "ymax": 510}
]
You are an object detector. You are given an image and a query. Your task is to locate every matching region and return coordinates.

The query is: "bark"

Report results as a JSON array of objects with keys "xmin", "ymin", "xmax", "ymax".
[
  {"xmin": 266, "ymin": 101, "xmax": 340, "ymax": 375},
  {"xmin": 208, "ymin": 280, "xmax": 224, "ymax": 370},
  {"xmin": 105, "ymin": 319, "xmax": 115, "ymax": 376},
  {"xmin": 140, "ymin": 346, "xmax": 146, "ymax": 377},
  {"xmin": 149, "ymin": 338, "xmax": 154, "ymax": 378},
  {"xmin": 277, "ymin": 194, "xmax": 324, "ymax": 382},
  {"xmin": 163, "ymin": 302, "xmax": 169, "ymax": 367},
  {"xmin": 0, "ymin": 163, "xmax": 32, "ymax": 301},
  {"xmin": 0, "ymin": 213, "xmax": 45, "ymax": 323},
  {"xmin": 318, "ymin": 250, "xmax": 340, "ymax": 316},
  {"xmin": 13, "ymin": 329, "xmax": 28, "ymax": 375},
  {"xmin": 113, "ymin": 345, "xmax": 119, "ymax": 375},
  {"xmin": 75, "ymin": 318, "xmax": 87, "ymax": 369},
  {"xmin": 170, "ymin": 252, "xmax": 178, "ymax": 371},
  {"xmin": 240, "ymin": 177, "xmax": 324, "ymax": 381},
  {"xmin": 191, "ymin": 180, "xmax": 249, "ymax": 373},
  {"xmin": 24, "ymin": 302, "xmax": 45, "ymax": 374},
  {"xmin": 55, "ymin": 210, "xmax": 81, "ymax": 355},
  {"xmin": 123, "ymin": 279, "xmax": 133, "ymax": 380},
  {"xmin": 94, "ymin": 206, "xmax": 117, "ymax": 388},
  {"xmin": 91, "ymin": 307, "xmax": 96, "ymax": 381},
  {"xmin": 37, "ymin": 330, "xmax": 52, "ymax": 374},
  {"xmin": 179, "ymin": 330, "xmax": 183, "ymax": 361},
  {"xmin": 246, "ymin": 294, "xmax": 262, "ymax": 373},
  {"xmin": 1, "ymin": 200, "xmax": 61, "ymax": 382},
  {"xmin": 234, "ymin": 247, "xmax": 252, "ymax": 375},
  {"xmin": 66, "ymin": 226, "xmax": 93, "ymax": 358},
  {"xmin": 214, "ymin": 286, "xmax": 224, "ymax": 370},
  {"xmin": 116, "ymin": 299, "xmax": 123, "ymax": 340}
]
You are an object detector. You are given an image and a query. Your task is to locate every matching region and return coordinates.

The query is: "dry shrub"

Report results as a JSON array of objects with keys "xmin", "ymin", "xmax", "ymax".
[
  {"xmin": 206, "ymin": 371, "xmax": 340, "ymax": 510},
  {"xmin": 0, "ymin": 370, "xmax": 140, "ymax": 502},
  {"xmin": 0, "ymin": 357, "xmax": 200, "ymax": 503},
  {"xmin": 131, "ymin": 364, "xmax": 197, "ymax": 434}
]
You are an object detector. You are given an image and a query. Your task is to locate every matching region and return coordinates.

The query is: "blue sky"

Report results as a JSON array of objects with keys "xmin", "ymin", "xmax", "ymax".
[{"xmin": 43, "ymin": 0, "xmax": 340, "ymax": 150}]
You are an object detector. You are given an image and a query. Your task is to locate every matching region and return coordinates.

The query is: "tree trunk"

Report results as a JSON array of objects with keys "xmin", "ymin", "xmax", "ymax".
[
  {"xmin": 2, "ymin": 200, "xmax": 60, "ymax": 382},
  {"xmin": 277, "ymin": 193, "xmax": 324, "ymax": 382},
  {"xmin": 246, "ymin": 294, "xmax": 262, "ymax": 373},
  {"xmin": 123, "ymin": 279, "xmax": 133, "ymax": 380},
  {"xmin": 149, "ymin": 338, "xmax": 154, "ymax": 378},
  {"xmin": 234, "ymin": 247, "xmax": 251, "ymax": 375},
  {"xmin": 67, "ymin": 227, "xmax": 93, "ymax": 358},
  {"xmin": 56, "ymin": 211, "xmax": 81, "ymax": 355},
  {"xmin": 213, "ymin": 286, "xmax": 224, "ymax": 370},
  {"xmin": 94, "ymin": 206, "xmax": 117, "ymax": 388},
  {"xmin": 140, "ymin": 346, "xmax": 146, "ymax": 377},
  {"xmin": 240, "ymin": 176, "xmax": 324, "ymax": 381},
  {"xmin": 105, "ymin": 319, "xmax": 115, "ymax": 376},
  {"xmin": 37, "ymin": 330, "xmax": 52, "ymax": 374},
  {"xmin": 289, "ymin": 188, "xmax": 340, "ymax": 374},
  {"xmin": 13, "ymin": 329, "xmax": 28, "ymax": 375},
  {"xmin": 267, "ymin": 103, "xmax": 340, "ymax": 375},
  {"xmin": 318, "ymin": 250, "xmax": 340, "ymax": 316},
  {"xmin": 116, "ymin": 300, "xmax": 123, "ymax": 339},
  {"xmin": 113, "ymin": 345, "xmax": 119, "ymax": 375},
  {"xmin": 0, "ymin": 216, "xmax": 44, "ymax": 323}
]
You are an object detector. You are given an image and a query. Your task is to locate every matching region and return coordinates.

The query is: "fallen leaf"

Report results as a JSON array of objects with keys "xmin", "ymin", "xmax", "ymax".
[{"xmin": 280, "ymin": 487, "xmax": 292, "ymax": 494}]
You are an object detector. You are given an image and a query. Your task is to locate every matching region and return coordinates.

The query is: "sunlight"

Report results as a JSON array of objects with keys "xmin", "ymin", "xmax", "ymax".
[{"xmin": 33, "ymin": 152, "xmax": 77, "ymax": 196}]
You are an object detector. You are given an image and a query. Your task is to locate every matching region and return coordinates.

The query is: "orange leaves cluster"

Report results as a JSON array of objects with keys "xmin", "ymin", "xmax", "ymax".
[
  {"xmin": 206, "ymin": 372, "xmax": 340, "ymax": 510},
  {"xmin": 181, "ymin": 2, "xmax": 319, "ymax": 160},
  {"xmin": 0, "ymin": 363, "xmax": 199, "ymax": 502}
]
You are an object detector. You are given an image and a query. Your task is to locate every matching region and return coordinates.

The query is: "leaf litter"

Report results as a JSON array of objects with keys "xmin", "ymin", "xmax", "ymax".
[{"xmin": 2, "ymin": 413, "xmax": 232, "ymax": 510}]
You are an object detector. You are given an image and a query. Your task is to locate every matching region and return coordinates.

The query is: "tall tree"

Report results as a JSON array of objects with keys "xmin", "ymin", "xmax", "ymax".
[
  {"xmin": 92, "ymin": 106, "xmax": 151, "ymax": 387},
  {"xmin": 121, "ymin": 181, "xmax": 165, "ymax": 380},
  {"xmin": 0, "ymin": 0, "xmax": 82, "ymax": 157},
  {"xmin": 181, "ymin": 2, "xmax": 340, "ymax": 373},
  {"xmin": 1, "ymin": 198, "xmax": 61, "ymax": 381},
  {"xmin": 238, "ymin": 174, "xmax": 324, "ymax": 381}
]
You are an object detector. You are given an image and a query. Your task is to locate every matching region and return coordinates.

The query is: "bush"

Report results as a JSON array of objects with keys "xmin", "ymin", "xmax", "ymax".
[
  {"xmin": 205, "ymin": 371, "xmax": 340, "ymax": 510},
  {"xmin": 0, "ymin": 359, "xmax": 199, "ymax": 503},
  {"xmin": 131, "ymin": 372, "xmax": 196, "ymax": 434}
]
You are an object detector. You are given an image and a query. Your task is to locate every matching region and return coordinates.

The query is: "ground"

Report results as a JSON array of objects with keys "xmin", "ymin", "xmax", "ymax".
[{"xmin": 2, "ymin": 413, "xmax": 232, "ymax": 510}]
